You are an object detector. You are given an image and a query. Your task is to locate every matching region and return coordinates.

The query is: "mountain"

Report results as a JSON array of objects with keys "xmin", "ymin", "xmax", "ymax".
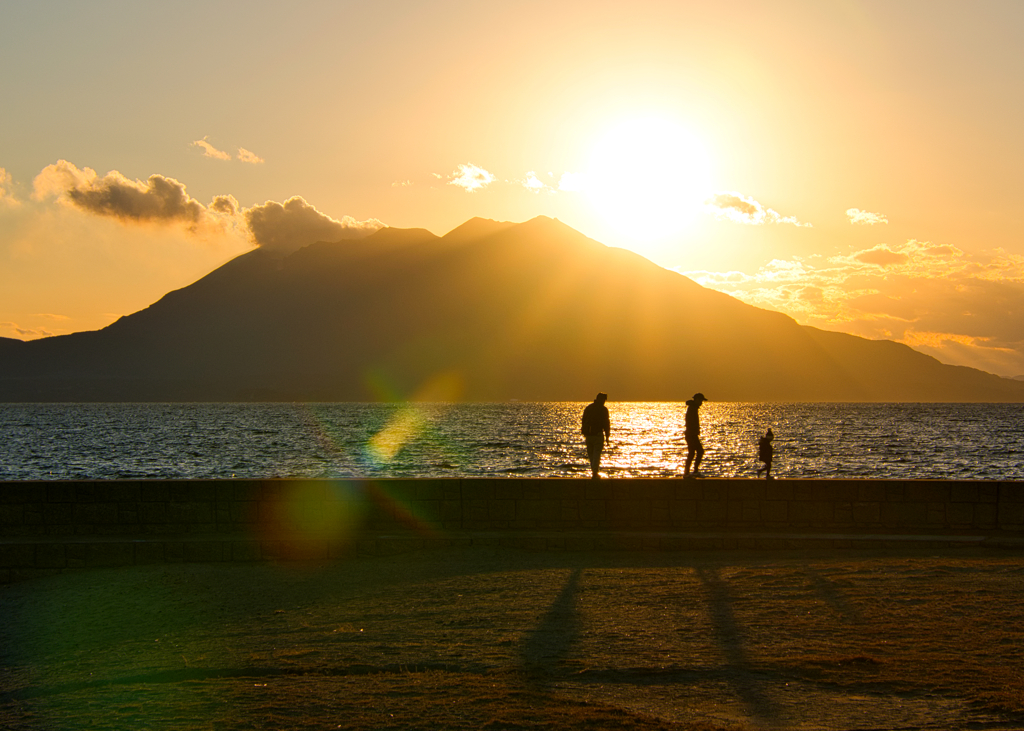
[{"xmin": 2, "ymin": 216, "xmax": 1023, "ymax": 402}]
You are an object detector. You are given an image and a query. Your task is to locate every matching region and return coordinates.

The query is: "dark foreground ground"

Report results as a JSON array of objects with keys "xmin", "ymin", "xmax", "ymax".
[{"xmin": 3, "ymin": 545, "xmax": 1024, "ymax": 730}]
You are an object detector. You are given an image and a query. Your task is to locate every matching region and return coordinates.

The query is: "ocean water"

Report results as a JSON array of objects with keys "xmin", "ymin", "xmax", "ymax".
[{"xmin": 0, "ymin": 402, "xmax": 1022, "ymax": 481}]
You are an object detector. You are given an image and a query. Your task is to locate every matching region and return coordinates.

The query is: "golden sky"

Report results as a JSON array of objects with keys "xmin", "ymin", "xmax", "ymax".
[{"xmin": 1, "ymin": 0, "xmax": 1023, "ymax": 377}]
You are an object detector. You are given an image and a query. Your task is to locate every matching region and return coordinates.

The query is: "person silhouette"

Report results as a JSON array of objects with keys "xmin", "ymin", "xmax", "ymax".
[
  {"xmin": 757, "ymin": 428, "xmax": 775, "ymax": 479},
  {"xmin": 581, "ymin": 393, "xmax": 611, "ymax": 479},
  {"xmin": 683, "ymin": 392, "xmax": 707, "ymax": 478}
]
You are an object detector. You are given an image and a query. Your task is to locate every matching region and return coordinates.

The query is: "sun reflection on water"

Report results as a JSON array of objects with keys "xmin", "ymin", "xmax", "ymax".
[{"xmin": 2, "ymin": 402, "xmax": 1022, "ymax": 481}]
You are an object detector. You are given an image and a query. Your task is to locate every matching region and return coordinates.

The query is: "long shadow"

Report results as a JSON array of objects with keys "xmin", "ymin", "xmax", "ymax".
[
  {"xmin": 804, "ymin": 568, "xmax": 863, "ymax": 624},
  {"xmin": 696, "ymin": 566, "xmax": 782, "ymax": 727},
  {"xmin": 518, "ymin": 567, "xmax": 583, "ymax": 688}
]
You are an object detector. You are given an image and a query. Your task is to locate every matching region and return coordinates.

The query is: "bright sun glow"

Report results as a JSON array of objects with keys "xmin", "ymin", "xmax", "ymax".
[{"xmin": 584, "ymin": 117, "xmax": 714, "ymax": 247}]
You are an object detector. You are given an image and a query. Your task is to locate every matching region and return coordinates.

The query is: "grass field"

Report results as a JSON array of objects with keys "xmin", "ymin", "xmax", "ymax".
[{"xmin": 3, "ymin": 546, "xmax": 1024, "ymax": 730}]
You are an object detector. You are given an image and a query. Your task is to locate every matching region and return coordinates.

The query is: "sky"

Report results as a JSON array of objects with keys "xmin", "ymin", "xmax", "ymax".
[{"xmin": 2, "ymin": 0, "xmax": 1023, "ymax": 377}]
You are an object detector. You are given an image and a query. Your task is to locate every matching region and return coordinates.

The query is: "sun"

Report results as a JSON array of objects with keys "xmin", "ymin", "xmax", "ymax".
[{"xmin": 583, "ymin": 116, "xmax": 714, "ymax": 248}]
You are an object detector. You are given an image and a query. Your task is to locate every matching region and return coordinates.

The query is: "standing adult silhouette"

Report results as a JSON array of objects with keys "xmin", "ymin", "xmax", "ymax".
[
  {"xmin": 581, "ymin": 393, "xmax": 611, "ymax": 479},
  {"xmin": 683, "ymin": 392, "xmax": 707, "ymax": 478}
]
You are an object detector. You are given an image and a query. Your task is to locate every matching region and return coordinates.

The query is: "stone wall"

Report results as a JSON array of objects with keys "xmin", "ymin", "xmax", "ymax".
[{"xmin": 2, "ymin": 478, "xmax": 1023, "ymax": 581}]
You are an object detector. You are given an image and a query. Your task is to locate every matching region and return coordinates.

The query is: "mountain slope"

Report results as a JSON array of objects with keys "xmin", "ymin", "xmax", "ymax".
[{"xmin": 2, "ymin": 216, "xmax": 1022, "ymax": 402}]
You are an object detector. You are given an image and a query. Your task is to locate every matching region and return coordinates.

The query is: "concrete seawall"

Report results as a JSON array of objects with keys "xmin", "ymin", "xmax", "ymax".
[{"xmin": 3, "ymin": 478, "xmax": 1024, "ymax": 581}]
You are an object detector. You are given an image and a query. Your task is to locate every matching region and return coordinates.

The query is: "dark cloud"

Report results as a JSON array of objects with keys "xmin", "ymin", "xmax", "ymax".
[
  {"xmin": 244, "ymin": 196, "xmax": 384, "ymax": 253},
  {"xmin": 69, "ymin": 174, "xmax": 204, "ymax": 225},
  {"xmin": 210, "ymin": 195, "xmax": 239, "ymax": 216},
  {"xmin": 31, "ymin": 161, "xmax": 385, "ymax": 253},
  {"xmin": 33, "ymin": 160, "xmax": 208, "ymax": 229}
]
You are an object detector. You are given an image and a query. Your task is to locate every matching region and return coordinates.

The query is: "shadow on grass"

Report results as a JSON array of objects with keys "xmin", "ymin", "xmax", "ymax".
[
  {"xmin": 697, "ymin": 566, "xmax": 782, "ymax": 728},
  {"xmin": 518, "ymin": 567, "xmax": 583, "ymax": 687}
]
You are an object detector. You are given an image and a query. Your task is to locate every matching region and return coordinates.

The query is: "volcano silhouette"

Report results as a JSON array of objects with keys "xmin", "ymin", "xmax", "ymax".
[{"xmin": 2, "ymin": 216, "xmax": 1022, "ymax": 402}]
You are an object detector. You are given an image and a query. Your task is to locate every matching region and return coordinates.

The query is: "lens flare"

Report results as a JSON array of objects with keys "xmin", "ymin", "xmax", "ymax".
[
  {"xmin": 367, "ymin": 409, "xmax": 425, "ymax": 462},
  {"xmin": 363, "ymin": 371, "xmax": 464, "ymax": 466},
  {"xmin": 260, "ymin": 480, "xmax": 366, "ymax": 559}
]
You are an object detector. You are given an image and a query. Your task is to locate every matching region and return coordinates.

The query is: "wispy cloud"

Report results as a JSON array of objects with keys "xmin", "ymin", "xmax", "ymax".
[
  {"xmin": 2, "ymin": 322, "xmax": 53, "ymax": 339},
  {"xmin": 192, "ymin": 137, "xmax": 231, "ymax": 160},
  {"xmin": 244, "ymin": 196, "xmax": 384, "ymax": 253},
  {"xmin": 449, "ymin": 163, "xmax": 495, "ymax": 192},
  {"xmin": 847, "ymin": 207, "xmax": 888, "ymax": 225},
  {"xmin": 237, "ymin": 147, "xmax": 264, "ymax": 164},
  {"xmin": 684, "ymin": 240, "xmax": 1024, "ymax": 376},
  {"xmin": 705, "ymin": 192, "xmax": 812, "ymax": 227},
  {"xmin": 192, "ymin": 137, "xmax": 264, "ymax": 164},
  {"xmin": 0, "ymin": 168, "xmax": 19, "ymax": 206},
  {"xmin": 392, "ymin": 180, "xmax": 413, "ymax": 187}
]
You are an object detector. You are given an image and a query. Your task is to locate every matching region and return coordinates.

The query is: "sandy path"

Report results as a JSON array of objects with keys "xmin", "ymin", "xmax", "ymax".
[{"xmin": 3, "ymin": 546, "xmax": 1024, "ymax": 730}]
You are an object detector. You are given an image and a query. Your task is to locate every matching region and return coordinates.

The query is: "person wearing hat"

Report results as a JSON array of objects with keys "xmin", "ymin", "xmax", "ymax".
[
  {"xmin": 581, "ymin": 392, "xmax": 611, "ymax": 479},
  {"xmin": 683, "ymin": 392, "xmax": 707, "ymax": 478}
]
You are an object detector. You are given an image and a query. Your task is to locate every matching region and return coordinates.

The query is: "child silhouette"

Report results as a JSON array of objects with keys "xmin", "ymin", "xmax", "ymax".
[{"xmin": 757, "ymin": 428, "xmax": 775, "ymax": 479}]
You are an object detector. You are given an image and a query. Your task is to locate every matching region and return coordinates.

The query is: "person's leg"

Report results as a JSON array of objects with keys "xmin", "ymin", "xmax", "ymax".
[
  {"xmin": 586, "ymin": 435, "xmax": 603, "ymax": 478},
  {"xmin": 693, "ymin": 440, "xmax": 704, "ymax": 473}
]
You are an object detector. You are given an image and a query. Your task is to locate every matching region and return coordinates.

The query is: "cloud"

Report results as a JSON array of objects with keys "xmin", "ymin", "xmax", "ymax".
[
  {"xmin": 853, "ymin": 245, "xmax": 909, "ymax": 267},
  {"xmin": 237, "ymin": 147, "xmax": 264, "ymax": 164},
  {"xmin": 33, "ymin": 160, "xmax": 212, "ymax": 230},
  {"xmin": 683, "ymin": 239, "xmax": 1024, "ymax": 376},
  {"xmin": 26, "ymin": 160, "xmax": 388, "ymax": 258},
  {"xmin": 449, "ymin": 163, "xmax": 495, "ymax": 192},
  {"xmin": 192, "ymin": 137, "xmax": 231, "ymax": 161},
  {"xmin": 0, "ymin": 167, "xmax": 14, "ymax": 204},
  {"xmin": 705, "ymin": 192, "xmax": 812, "ymax": 227},
  {"xmin": 520, "ymin": 171, "xmax": 547, "ymax": 193},
  {"xmin": 192, "ymin": 138, "xmax": 263, "ymax": 164},
  {"xmin": 209, "ymin": 195, "xmax": 239, "ymax": 216},
  {"xmin": 1, "ymin": 322, "xmax": 53, "ymax": 339},
  {"xmin": 847, "ymin": 208, "xmax": 888, "ymax": 225},
  {"xmin": 244, "ymin": 196, "xmax": 384, "ymax": 253},
  {"xmin": 392, "ymin": 180, "xmax": 413, "ymax": 187}
]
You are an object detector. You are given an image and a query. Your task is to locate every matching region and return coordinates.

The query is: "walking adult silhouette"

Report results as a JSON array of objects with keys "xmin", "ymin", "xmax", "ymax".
[
  {"xmin": 683, "ymin": 392, "xmax": 707, "ymax": 478},
  {"xmin": 581, "ymin": 393, "xmax": 611, "ymax": 479}
]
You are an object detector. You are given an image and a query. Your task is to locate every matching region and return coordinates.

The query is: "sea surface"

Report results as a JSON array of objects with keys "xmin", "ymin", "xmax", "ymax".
[{"xmin": 0, "ymin": 402, "xmax": 1022, "ymax": 481}]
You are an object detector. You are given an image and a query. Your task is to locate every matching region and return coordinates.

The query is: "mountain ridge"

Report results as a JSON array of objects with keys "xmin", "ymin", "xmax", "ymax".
[{"xmin": 2, "ymin": 216, "xmax": 1022, "ymax": 402}]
